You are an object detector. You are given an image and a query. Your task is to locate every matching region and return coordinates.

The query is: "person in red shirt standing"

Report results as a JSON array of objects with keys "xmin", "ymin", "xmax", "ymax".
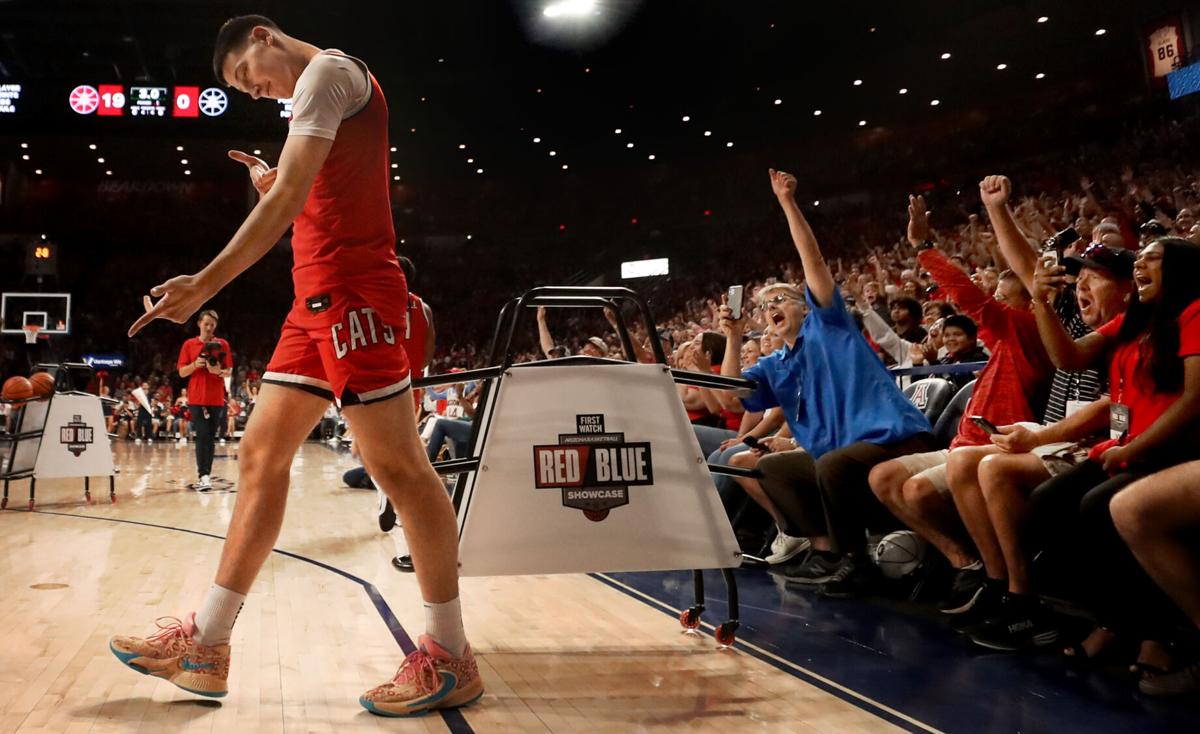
[
  {"xmin": 109, "ymin": 15, "xmax": 481, "ymax": 716},
  {"xmin": 176, "ymin": 309, "xmax": 233, "ymax": 490}
]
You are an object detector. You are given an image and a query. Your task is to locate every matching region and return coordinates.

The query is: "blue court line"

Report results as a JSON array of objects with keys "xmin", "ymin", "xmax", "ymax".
[
  {"xmin": 589, "ymin": 572, "xmax": 941, "ymax": 734},
  {"xmin": 19, "ymin": 509, "xmax": 475, "ymax": 734}
]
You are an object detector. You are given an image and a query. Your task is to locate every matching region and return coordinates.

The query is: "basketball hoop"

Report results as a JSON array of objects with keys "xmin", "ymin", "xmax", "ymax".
[{"xmin": 22, "ymin": 325, "xmax": 41, "ymax": 345}]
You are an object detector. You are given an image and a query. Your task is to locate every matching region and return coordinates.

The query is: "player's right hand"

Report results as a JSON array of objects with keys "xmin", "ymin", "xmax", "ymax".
[{"xmin": 228, "ymin": 150, "xmax": 277, "ymax": 196}]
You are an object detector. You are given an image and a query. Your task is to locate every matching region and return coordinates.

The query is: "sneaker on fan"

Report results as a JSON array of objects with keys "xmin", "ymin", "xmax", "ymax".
[
  {"xmin": 109, "ymin": 613, "xmax": 230, "ymax": 698},
  {"xmin": 765, "ymin": 530, "xmax": 810, "ymax": 565},
  {"xmin": 197, "ymin": 475, "xmax": 212, "ymax": 492},
  {"xmin": 377, "ymin": 488, "xmax": 397, "ymax": 532},
  {"xmin": 360, "ymin": 634, "xmax": 483, "ymax": 716}
]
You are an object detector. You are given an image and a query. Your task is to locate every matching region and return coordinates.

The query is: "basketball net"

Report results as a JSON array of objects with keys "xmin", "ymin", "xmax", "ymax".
[{"xmin": 22, "ymin": 325, "xmax": 41, "ymax": 345}]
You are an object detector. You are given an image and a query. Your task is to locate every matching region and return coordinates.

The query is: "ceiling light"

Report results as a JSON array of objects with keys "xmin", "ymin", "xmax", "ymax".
[
  {"xmin": 858, "ymin": 120, "xmax": 867, "ymax": 127},
  {"xmin": 930, "ymin": 99, "xmax": 940, "ymax": 106},
  {"xmin": 614, "ymin": 128, "xmax": 622, "ymax": 134},
  {"xmin": 1037, "ymin": 16, "xmax": 1049, "ymax": 23},
  {"xmin": 681, "ymin": 115, "xmax": 690, "ymax": 122},
  {"xmin": 940, "ymin": 52, "xmax": 951, "ymax": 60},
  {"xmin": 176, "ymin": 145, "xmax": 184, "ymax": 151},
  {"xmin": 533, "ymin": 137, "xmax": 541, "ymax": 143},
  {"xmin": 467, "ymin": 234, "xmax": 473, "ymax": 240},
  {"xmin": 899, "ymin": 88, "xmax": 908, "ymax": 94},
  {"xmin": 1036, "ymin": 72, "xmax": 1046, "ymax": 79},
  {"xmin": 393, "ymin": 175, "xmax": 400, "ymax": 181},
  {"xmin": 184, "ymin": 170, "xmax": 191, "ymax": 175},
  {"xmin": 703, "ymin": 130, "xmax": 712, "ymax": 137},
  {"xmin": 549, "ymin": 150, "xmax": 557, "ymax": 156},
  {"xmin": 726, "ymin": 141, "xmax": 734, "ymax": 148},
  {"xmin": 391, "ymin": 163, "xmax": 398, "ymax": 168},
  {"xmin": 773, "ymin": 98, "xmax": 782, "ymax": 105},
  {"xmin": 105, "ymin": 170, "xmax": 112, "ymax": 175},
  {"xmin": 1095, "ymin": 28, "xmax": 1106, "ymax": 36},
  {"xmin": 561, "ymin": 164, "xmax": 569, "ymax": 170},
  {"xmin": 647, "ymin": 154, "xmax": 655, "ymax": 160},
  {"xmin": 253, "ymin": 149, "xmax": 262, "ymax": 155},
  {"xmin": 813, "ymin": 109, "xmax": 822, "ymax": 116},
  {"xmin": 467, "ymin": 157, "xmax": 474, "ymax": 163},
  {"xmin": 390, "ymin": 146, "xmax": 397, "ymax": 152},
  {"xmin": 458, "ymin": 144, "xmax": 467, "ymax": 149},
  {"xmin": 21, "ymin": 154, "xmax": 29, "ymax": 160},
  {"xmin": 20, "ymin": 142, "xmax": 28, "ymax": 149},
  {"xmin": 853, "ymin": 79, "xmax": 863, "ymax": 86},
  {"xmin": 626, "ymin": 142, "xmax": 634, "ymax": 148},
  {"xmin": 34, "ymin": 169, "xmax": 42, "ymax": 175},
  {"xmin": 476, "ymin": 168, "xmax": 484, "ymax": 174},
  {"xmin": 180, "ymin": 159, "xmax": 188, "ymax": 165},
  {"xmin": 97, "ymin": 157, "xmax": 104, "ymax": 163},
  {"xmin": 813, "ymin": 200, "xmax": 820, "ymax": 206},
  {"xmin": 996, "ymin": 63, "xmax": 1008, "ymax": 70},
  {"xmin": 89, "ymin": 144, "xmax": 97, "ymax": 150},
  {"xmin": 543, "ymin": 0, "xmax": 597, "ymax": 19}
]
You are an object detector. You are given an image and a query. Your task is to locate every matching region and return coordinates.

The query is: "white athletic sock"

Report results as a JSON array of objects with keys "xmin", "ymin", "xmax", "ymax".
[
  {"xmin": 425, "ymin": 597, "xmax": 467, "ymax": 658},
  {"xmin": 958, "ymin": 560, "xmax": 984, "ymax": 571},
  {"xmin": 194, "ymin": 584, "xmax": 247, "ymax": 646}
]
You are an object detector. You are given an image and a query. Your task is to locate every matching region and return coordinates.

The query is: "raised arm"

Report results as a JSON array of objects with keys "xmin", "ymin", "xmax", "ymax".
[
  {"xmin": 980, "ymin": 175, "xmax": 1039, "ymax": 292},
  {"xmin": 129, "ymin": 134, "xmax": 333, "ymax": 336},
  {"xmin": 536, "ymin": 307, "xmax": 556, "ymax": 358},
  {"xmin": 770, "ymin": 168, "xmax": 835, "ymax": 306}
]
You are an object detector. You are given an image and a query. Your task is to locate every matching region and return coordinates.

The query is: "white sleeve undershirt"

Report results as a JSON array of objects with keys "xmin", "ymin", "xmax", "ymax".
[{"xmin": 288, "ymin": 51, "xmax": 372, "ymax": 141}]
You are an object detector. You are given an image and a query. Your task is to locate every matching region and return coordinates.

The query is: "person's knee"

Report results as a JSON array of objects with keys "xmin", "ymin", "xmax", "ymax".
[
  {"xmin": 902, "ymin": 476, "xmax": 945, "ymax": 517},
  {"xmin": 729, "ymin": 450, "xmax": 758, "ymax": 469},
  {"xmin": 363, "ymin": 448, "xmax": 433, "ymax": 489},
  {"xmin": 869, "ymin": 461, "xmax": 909, "ymax": 507},
  {"xmin": 237, "ymin": 438, "xmax": 290, "ymax": 485},
  {"xmin": 945, "ymin": 449, "xmax": 981, "ymax": 490},
  {"xmin": 1109, "ymin": 488, "xmax": 1149, "ymax": 541}
]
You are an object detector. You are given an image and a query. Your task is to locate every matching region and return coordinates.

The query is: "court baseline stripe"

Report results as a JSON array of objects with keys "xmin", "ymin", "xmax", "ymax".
[
  {"xmin": 591, "ymin": 572, "xmax": 945, "ymax": 734},
  {"xmin": 21, "ymin": 509, "xmax": 475, "ymax": 734}
]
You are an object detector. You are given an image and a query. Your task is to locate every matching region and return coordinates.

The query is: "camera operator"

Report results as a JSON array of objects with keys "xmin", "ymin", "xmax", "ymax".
[{"xmin": 176, "ymin": 310, "xmax": 232, "ymax": 491}]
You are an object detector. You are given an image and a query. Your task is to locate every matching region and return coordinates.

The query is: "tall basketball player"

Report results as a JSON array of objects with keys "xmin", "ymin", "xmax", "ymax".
[{"xmin": 109, "ymin": 15, "xmax": 482, "ymax": 717}]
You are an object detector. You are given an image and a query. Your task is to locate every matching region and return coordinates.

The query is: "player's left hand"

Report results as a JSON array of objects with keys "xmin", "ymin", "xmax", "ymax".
[{"xmin": 128, "ymin": 274, "xmax": 215, "ymax": 337}]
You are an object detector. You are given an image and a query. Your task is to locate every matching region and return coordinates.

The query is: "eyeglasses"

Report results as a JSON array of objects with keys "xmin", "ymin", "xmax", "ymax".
[{"xmin": 760, "ymin": 294, "xmax": 800, "ymax": 307}]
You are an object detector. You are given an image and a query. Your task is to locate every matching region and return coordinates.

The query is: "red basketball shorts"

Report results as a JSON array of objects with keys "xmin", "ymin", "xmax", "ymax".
[{"xmin": 263, "ymin": 281, "xmax": 411, "ymax": 406}]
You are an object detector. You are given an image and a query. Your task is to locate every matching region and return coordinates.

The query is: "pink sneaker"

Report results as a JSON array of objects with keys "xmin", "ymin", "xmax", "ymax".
[
  {"xmin": 359, "ymin": 635, "xmax": 484, "ymax": 716},
  {"xmin": 109, "ymin": 613, "xmax": 230, "ymax": 698}
]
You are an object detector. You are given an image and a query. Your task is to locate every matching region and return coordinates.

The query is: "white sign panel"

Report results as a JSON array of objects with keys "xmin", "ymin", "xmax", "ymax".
[
  {"xmin": 0, "ymin": 84, "xmax": 21, "ymax": 114},
  {"xmin": 34, "ymin": 394, "xmax": 114, "ymax": 479},
  {"xmin": 621, "ymin": 258, "xmax": 670, "ymax": 279},
  {"xmin": 457, "ymin": 363, "xmax": 739, "ymax": 576}
]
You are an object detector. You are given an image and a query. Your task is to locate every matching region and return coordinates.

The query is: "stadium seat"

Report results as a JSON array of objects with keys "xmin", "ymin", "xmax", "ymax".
[
  {"xmin": 931, "ymin": 380, "xmax": 975, "ymax": 448},
  {"xmin": 902, "ymin": 378, "xmax": 956, "ymax": 425}
]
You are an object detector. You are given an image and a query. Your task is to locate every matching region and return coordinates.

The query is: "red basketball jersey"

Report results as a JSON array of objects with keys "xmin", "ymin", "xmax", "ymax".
[
  {"xmin": 402, "ymin": 292, "xmax": 430, "ymax": 371},
  {"xmin": 290, "ymin": 69, "xmax": 402, "ymax": 296}
]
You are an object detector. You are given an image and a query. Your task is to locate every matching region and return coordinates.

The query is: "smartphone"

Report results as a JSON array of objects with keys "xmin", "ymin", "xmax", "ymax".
[
  {"xmin": 1040, "ymin": 247, "xmax": 1059, "ymax": 270},
  {"xmin": 970, "ymin": 416, "xmax": 1000, "ymax": 435},
  {"xmin": 742, "ymin": 435, "xmax": 765, "ymax": 451},
  {"xmin": 727, "ymin": 285, "xmax": 745, "ymax": 320}
]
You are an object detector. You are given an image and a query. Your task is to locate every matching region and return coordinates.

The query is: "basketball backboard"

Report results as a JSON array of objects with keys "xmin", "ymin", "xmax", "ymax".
[{"xmin": 1, "ymin": 293, "xmax": 71, "ymax": 335}]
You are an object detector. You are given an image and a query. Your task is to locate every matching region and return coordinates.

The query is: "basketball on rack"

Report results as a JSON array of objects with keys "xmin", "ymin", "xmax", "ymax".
[
  {"xmin": 30, "ymin": 372, "xmax": 56, "ymax": 397},
  {"xmin": 2, "ymin": 375, "xmax": 34, "ymax": 403}
]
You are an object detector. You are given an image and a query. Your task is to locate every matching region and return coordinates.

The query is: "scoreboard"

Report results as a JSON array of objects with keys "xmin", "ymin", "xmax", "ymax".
[{"xmin": 67, "ymin": 83, "xmax": 229, "ymax": 118}]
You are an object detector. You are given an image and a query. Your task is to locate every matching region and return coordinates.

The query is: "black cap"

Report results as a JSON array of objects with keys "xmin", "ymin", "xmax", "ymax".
[{"xmin": 1064, "ymin": 243, "xmax": 1135, "ymax": 280}]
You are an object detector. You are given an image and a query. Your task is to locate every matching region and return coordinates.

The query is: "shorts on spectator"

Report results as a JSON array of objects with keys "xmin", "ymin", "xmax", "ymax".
[{"xmin": 895, "ymin": 449, "xmax": 952, "ymax": 494}]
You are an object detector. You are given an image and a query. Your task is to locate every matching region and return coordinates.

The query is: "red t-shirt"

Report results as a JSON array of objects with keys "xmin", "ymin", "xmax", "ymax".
[
  {"xmin": 1088, "ymin": 298, "xmax": 1200, "ymax": 460},
  {"xmin": 920, "ymin": 249, "xmax": 1054, "ymax": 448},
  {"xmin": 177, "ymin": 337, "xmax": 232, "ymax": 407}
]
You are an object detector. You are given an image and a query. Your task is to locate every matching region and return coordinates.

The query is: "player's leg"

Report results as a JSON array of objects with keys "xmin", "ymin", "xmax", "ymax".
[
  {"xmin": 109, "ymin": 383, "xmax": 326, "ymax": 697},
  {"xmin": 345, "ymin": 393, "xmax": 484, "ymax": 715}
]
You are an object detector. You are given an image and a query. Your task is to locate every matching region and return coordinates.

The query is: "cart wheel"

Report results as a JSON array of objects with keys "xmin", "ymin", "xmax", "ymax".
[
  {"xmin": 679, "ymin": 607, "xmax": 703, "ymax": 631},
  {"xmin": 714, "ymin": 621, "xmax": 738, "ymax": 648}
]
